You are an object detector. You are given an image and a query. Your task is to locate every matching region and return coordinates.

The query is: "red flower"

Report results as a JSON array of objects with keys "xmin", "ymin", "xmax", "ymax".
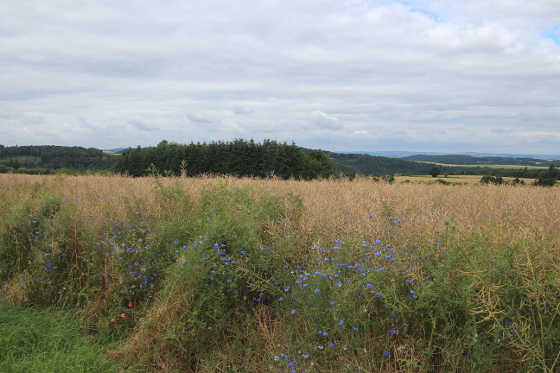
[
  {"xmin": 110, "ymin": 318, "xmax": 115, "ymax": 322},
  {"xmin": 127, "ymin": 301, "xmax": 133, "ymax": 308},
  {"xmin": 120, "ymin": 313, "xmax": 126, "ymax": 318}
]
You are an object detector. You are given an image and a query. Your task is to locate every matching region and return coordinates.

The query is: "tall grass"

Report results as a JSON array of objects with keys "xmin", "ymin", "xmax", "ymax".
[{"xmin": 0, "ymin": 174, "xmax": 559, "ymax": 372}]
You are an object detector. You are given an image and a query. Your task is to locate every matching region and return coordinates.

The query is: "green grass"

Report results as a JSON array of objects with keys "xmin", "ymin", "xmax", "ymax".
[{"xmin": 0, "ymin": 305, "xmax": 118, "ymax": 373}]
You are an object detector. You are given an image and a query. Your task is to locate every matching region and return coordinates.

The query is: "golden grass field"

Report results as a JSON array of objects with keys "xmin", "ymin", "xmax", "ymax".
[
  {"xmin": 1, "ymin": 173, "xmax": 559, "ymax": 372},
  {"xmin": 1, "ymin": 173, "xmax": 556, "ymax": 259}
]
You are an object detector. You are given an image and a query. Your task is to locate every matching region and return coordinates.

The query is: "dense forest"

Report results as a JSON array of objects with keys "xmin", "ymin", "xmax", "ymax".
[
  {"xmin": 113, "ymin": 139, "xmax": 336, "ymax": 179},
  {"xmin": 328, "ymin": 152, "xmax": 455, "ymax": 176},
  {"xmin": 403, "ymin": 154, "xmax": 560, "ymax": 167},
  {"xmin": 0, "ymin": 145, "xmax": 119, "ymax": 173}
]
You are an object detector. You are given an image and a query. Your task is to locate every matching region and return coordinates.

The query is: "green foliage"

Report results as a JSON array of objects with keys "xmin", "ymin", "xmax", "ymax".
[
  {"xmin": 0, "ymin": 145, "xmax": 118, "ymax": 172},
  {"xmin": 0, "ymin": 194, "xmax": 177, "ymax": 312},
  {"xmin": 429, "ymin": 166, "xmax": 440, "ymax": 177},
  {"xmin": 534, "ymin": 178, "xmax": 557, "ymax": 187},
  {"xmin": 330, "ymin": 153, "xmax": 449, "ymax": 176},
  {"xmin": 480, "ymin": 175, "xmax": 506, "ymax": 185},
  {"xmin": 382, "ymin": 174, "xmax": 395, "ymax": 183},
  {"xmin": 115, "ymin": 183, "xmax": 304, "ymax": 371},
  {"xmin": 305, "ymin": 150, "xmax": 337, "ymax": 179},
  {"xmin": 0, "ymin": 305, "xmax": 117, "ymax": 372},
  {"xmin": 0, "ymin": 201, "xmax": 37, "ymax": 281},
  {"xmin": 113, "ymin": 139, "xmax": 336, "ymax": 179}
]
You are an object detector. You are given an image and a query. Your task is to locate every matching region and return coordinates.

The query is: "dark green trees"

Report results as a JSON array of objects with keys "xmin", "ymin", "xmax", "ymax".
[
  {"xmin": 113, "ymin": 139, "xmax": 336, "ymax": 179},
  {"xmin": 304, "ymin": 150, "xmax": 337, "ymax": 179},
  {"xmin": 5, "ymin": 159, "xmax": 20, "ymax": 170},
  {"xmin": 0, "ymin": 145, "xmax": 118, "ymax": 171},
  {"xmin": 429, "ymin": 166, "xmax": 441, "ymax": 178},
  {"xmin": 480, "ymin": 175, "xmax": 505, "ymax": 184}
]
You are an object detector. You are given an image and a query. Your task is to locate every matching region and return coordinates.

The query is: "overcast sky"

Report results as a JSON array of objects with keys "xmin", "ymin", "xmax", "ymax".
[{"xmin": 1, "ymin": 0, "xmax": 559, "ymax": 155}]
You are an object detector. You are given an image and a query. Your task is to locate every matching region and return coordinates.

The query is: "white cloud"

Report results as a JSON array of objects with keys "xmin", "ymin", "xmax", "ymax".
[
  {"xmin": 186, "ymin": 113, "xmax": 213, "ymax": 124},
  {"xmin": 126, "ymin": 117, "xmax": 154, "ymax": 132},
  {"xmin": 0, "ymin": 0, "xmax": 558, "ymax": 154},
  {"xmin": 309, "ymin": 111, "xmax": 341, "ymax": 130},
  {"xmin": 352, "ymin": 130, "xmax": 377, "ymax": 139},
  {"xmin": 233, "ymin": 105, "xmax": 254, "ymax": 115}
]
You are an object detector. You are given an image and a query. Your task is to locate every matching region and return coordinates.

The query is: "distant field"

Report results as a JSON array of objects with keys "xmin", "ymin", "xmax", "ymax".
[
  {"xmin": 414, "ymin": 160, "xmax": 548, "ymax": 169},
  {"xmin": 396, "ymin": 174, "xmax": 537, "ymax": 184}
]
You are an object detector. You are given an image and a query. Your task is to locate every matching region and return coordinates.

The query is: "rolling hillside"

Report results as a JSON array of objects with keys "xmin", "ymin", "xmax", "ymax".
[{"xmin": 402, "ymin": 154, "xmax": 560, "ymax": 167}]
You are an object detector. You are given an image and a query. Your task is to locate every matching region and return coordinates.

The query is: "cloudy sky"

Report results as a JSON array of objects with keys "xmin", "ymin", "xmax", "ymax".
[{"xmin": 1, "ymin": 0, "xmax": 559, "ymax": 155}]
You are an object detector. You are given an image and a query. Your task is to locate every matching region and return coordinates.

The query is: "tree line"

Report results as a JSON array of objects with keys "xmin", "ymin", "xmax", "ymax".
[
  {"xmin": 1, "ymin": 142, "xmax": 558, "ymax": 186},
  {"xmin": 113, "ymin": 139, "xmax": 336, "ymax": 179},
  {"xmin": 446, "ymin": 165, "xmax": 559, "ymax": 181},
  {"xmin": 328, "ymin": 152, "xmax": 453, "ymax": 176},
  {"xmin": 0, "ymin": 145, "xmax": 119, "ymax": 173}
]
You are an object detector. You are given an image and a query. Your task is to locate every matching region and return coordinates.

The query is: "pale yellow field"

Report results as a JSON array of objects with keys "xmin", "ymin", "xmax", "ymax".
[
  {"xmin": 0, "ymin": 173, "xmax": 555, "ymax": 248},
  {"xmin": 1, "ymin": 173, "xmax": 559, "ymax": 372},
  {"xmin": 395, "ymin": 174, "xmax": 537, "ymax": 184}
]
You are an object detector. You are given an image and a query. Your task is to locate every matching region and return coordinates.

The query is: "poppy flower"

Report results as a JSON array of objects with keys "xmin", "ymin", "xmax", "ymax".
[
  {"xmin": 127, "ymin": 301, "xmax": 133, "ymax": 308},
  {"xmin": 110, "ymin": 318, "xmax": 115, "ymax": 322},
  {"xmin": 120, "ymin": 313, "xmax": 126, "ymax": 318}
]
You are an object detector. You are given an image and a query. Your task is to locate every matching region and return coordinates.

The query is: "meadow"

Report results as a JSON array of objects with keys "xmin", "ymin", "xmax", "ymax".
[{"xmin": 0, "ymin": 173, "xmax": 559, "ymax": 372}]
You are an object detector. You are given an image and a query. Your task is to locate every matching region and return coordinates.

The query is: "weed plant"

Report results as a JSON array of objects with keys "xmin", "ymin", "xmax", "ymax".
[{"xmin": 0, "ymin": 174, "xmax": 559, "ymax": 372}]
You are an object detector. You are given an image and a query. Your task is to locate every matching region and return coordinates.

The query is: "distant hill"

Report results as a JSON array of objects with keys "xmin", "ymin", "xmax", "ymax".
[
  {"xmin": 0, "ymin": 145, "xmax": 119, "ymax": 172},
  {"xmin": 107, "ymin": 148, "xmax": 128, "ymax": 153},
  {"xmin": 341, "ymin": 150, "xmax": 560, "ymax": 160},
  {"xmin": 402, "ymin": 154, "xmax": 560, "ymax": 167},
  {"xmin": 298, "ymin": 147, "xmax": 456, "ymax": 176},
  {"xmin": 328, "ymin": 152, "xmax": 451, "ymax": 176}
]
